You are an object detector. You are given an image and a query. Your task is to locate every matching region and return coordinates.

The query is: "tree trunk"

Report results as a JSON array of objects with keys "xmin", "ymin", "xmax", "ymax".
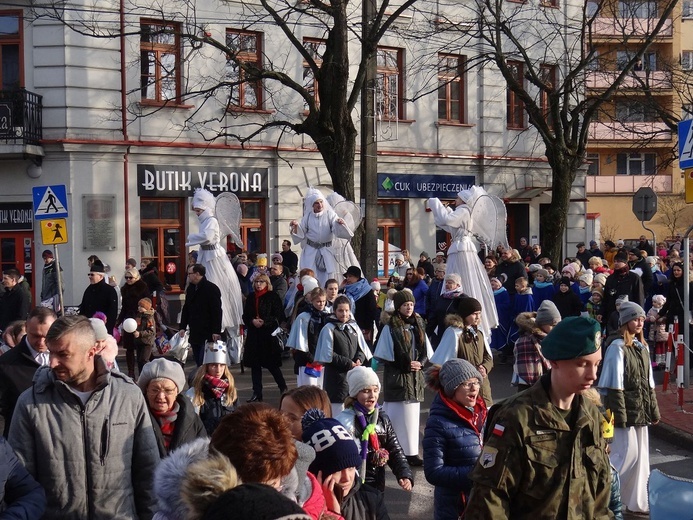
[{"xmin": 541, "ymin": 154, "xmax": 579, "ymax": 265}]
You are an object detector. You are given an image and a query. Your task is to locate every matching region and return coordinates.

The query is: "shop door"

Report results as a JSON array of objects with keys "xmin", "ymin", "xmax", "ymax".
[{"xmin": 0, "ymin": 232, "xmax": 35, "ymax": 301}]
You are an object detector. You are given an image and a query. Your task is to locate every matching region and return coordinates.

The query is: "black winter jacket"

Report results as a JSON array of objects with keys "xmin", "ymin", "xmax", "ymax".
[
  {"xmin": 339, "ymin": 480, "xmax": 390, "ymax": 520},
  {"xmin": 242, "ymin": 290, "xmax": 285, "ymax": 368},
  {"xmin": 149, "ymin": 394, "xmax": 207, "ymax": 458},
  {"xmin": 179, "ymin": 277, "xmax": 223, "ymax": 345},
  {"xmin": 78, "ymin": 279, "xmax": 118, "ymax": 332}
]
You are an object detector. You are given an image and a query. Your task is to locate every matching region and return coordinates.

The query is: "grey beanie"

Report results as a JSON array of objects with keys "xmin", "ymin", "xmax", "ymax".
[
  {"xmin": 439, "ymin": 359, "xmax": 483, "ymax": 396},
  {"xmin": 138, "ymin": 358, "xmax": 186, "ymax": 394},
  {"xmin": 535, "ymin": 300, "xmax": 562, "ymax": 327},
  {"xmin": 618, "ymin": 301, "xmax": 646, "ymax": 327}
]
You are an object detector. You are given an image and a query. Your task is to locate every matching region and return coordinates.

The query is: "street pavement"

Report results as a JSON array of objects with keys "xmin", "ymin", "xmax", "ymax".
[{"xmin": 184, "ymin": 353, "xmax": 693, "ymax": 519}]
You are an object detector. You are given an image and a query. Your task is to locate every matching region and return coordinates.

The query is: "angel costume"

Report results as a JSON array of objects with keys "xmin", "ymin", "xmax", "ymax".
[
  {"xmin": 186, "ymin": 189, "xmax": 243, "ymax": 337},
  {"xmin": 291, "ymin": 188, "xmax": 355, "ymax": 287},
  {"xmin": 428, "ymin": 187, "xmax": 501, "ymax": 353},
  {"xmin": 326, "ymin": 192, "xmax": 361, "ymax": 284}
]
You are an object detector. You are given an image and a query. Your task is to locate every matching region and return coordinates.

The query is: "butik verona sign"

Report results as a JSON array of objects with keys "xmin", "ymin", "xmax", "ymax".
[{"xmin": 137, "ymin": 164, "xmax": 269, "ymax": 198}]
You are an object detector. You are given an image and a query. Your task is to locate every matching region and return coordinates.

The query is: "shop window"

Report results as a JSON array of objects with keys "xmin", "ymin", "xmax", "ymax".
[
  {"xmin": 438, "ymin": 54, "xmax": 466, "ymax": 123},
  {"xmin": 140, "ymin": 20, "xmax": 181, "ymax": 104},
  {"xmin": 225, "ymin": 199, "xmax": 266, "ymax": 254},
  {"xmin": 0, "ymin": 12, "xmax": 21, "ymax": 90},
  {"xmin": 377, "ymin": 201, "xmax": 405, "ymax": 276},
  {"xmin": 226, "ymin": 29, "xmax": 263, "ymax": 110},
  {"xmin": 140, "ymin": 199, "xmax": 185, "ymax": 290}
]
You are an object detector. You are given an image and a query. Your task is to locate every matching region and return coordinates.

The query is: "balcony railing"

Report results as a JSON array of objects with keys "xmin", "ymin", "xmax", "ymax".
[
  {"xmin": 592, "ymin": 17, "xmax": 673, "ymax": 37},
  {"xmin": 588, "ymin": 121, "xmax": 673, "ymax": 141},
  {"xmin": 586, "ymin": 174, "xmax": 672, "ymax": 193},
  {"xmin": 586, "ymin": 70, "xmax": 672, "ymax": 90},
  {"xmin": 0, "ymin": 89, "xmax": 42, "ymax": 146}
]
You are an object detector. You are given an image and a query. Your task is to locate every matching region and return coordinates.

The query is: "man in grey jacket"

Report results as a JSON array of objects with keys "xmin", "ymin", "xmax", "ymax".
[{"xmin": 8, "ymin": 315, "xmax": 160, "ymax": 519}]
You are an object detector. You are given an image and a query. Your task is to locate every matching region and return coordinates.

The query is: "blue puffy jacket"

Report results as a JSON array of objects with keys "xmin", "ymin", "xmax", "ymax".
[{"xmin": 423, "ymin": 392, "xmax": 485, "ymax": 520}]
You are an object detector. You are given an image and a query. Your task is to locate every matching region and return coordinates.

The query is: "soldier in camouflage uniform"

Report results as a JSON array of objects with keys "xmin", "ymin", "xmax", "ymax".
[{"xmin": 465, "ymin": 316, "xmax": 614, "ymax": 519}]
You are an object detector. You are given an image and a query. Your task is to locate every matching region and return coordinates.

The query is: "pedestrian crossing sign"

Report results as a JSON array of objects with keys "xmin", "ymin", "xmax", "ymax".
[
  {"xmin": 32, "ymin": 185, "xmax": 68, "ymax": 220},
  {"xmin": 40, "ymin": 219, "xmax": 68, "ymax": 245}
]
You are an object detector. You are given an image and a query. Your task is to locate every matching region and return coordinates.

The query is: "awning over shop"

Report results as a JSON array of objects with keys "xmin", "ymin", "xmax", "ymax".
[{"xmin": 503, "ymin": 187, "xmax": 549, "ymax": 202}]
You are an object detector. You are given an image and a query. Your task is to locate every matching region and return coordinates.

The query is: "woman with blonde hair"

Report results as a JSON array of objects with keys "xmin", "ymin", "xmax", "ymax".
[
  {"xmin": 187, "ymin": 342, "xmax": 238, "ymax": 435},
  {"xmin": 242, "ymin": 273, "xmax": 288, "ymax": 402}
]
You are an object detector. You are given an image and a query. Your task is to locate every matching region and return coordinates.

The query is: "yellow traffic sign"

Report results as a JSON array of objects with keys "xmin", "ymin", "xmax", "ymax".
[{"xmin": 40, "ymin": 219, "xmax": 68, "ymax": 245}]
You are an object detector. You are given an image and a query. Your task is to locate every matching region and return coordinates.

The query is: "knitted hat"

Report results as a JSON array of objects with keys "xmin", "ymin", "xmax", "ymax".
[
  {"xmin": 138, "ymin": 358, "xmax": 185, "ymax": 394},
  {"xmin": 393, "ymin": 290, "xmax": 415, "ymax": 310},
  {"xmin": 561, "ymin": 264, "xmax": 576, "ymax": 277},
  {"xmin": 302, "ymin": 276, "xmax": 319, "ymax": 295},
  {"xmin": 535, "ymin": 300, "xmax": 561, "ymax": 327},
  {"xmin": 456, "ymin": 297, "xmax": 482, "ymax": 319},
  {"xmin": 593, "ymin": 273, "xmax": 607, "ymax": 286},
  {"xmin": 618, "ymin": 302, "xmax": 646, "ymax": 326},
  {"xmin": 439, "ymin": 359, "xmax": 483, "ymax": 396},
  {"xmin": 579, "ymin": 273, "xmax": 593, "ymax": 286},
  {"xmin": 236, "ymin": 264, "xmax": 248, "ymax": 277},
  {"xmin": 89, "ymin": 318, "xmax": 109, "ymax": 341},
  {"xmin": 394, "ymin": 253, "xmax": 404, "ymax": 262},
  {"xmin": 444, "ymin": 273, "xmax": 462, "ymax": 286},
  {"xmin": 590, "ymin": 240, "xmax": 598, "ymax": 247},
  {"xmin": 614, "ymin": 251, "xmax": 628, "ymax": 263},
  {"xmin": 138, "ymin": 298, "xmax": 153, "ymax": 311},
  {"xmin": 434, "ymin": 263, "xmax": 447, "ymax": 273},
  {"xmin": 346, "ymin": 366, "xmax": 381, "ymax": 397},
  {"xmin": 528, "ymin": 264, "xmax": 542, "ymax": 273},
  {"xmin": 535, "ymin": 268, "xmax": 549, "ymax": 280},
  {"xmin": 90, "ymin": 261, "xmax": 106, "ymax": 274},
  {"xmin": 203, "ymin": 341, "xmax": 228, "ymax": 365},
  {"xmin": 645, "ymin": 256, "xmax": 657, "ymax": 267},
  {"xmin": 591, "ymin": 287, "xmax": 604, "ymax": 296},
  {"xmin": 420, "ymin": 251, "xmax": 430, "ymax": 259},
  {"xmin": 541, "ymin": 316, "xmax": 602, "ymax": 360},
  {"xmin": 616, "ymin": 239, "xmax": 625, "ymax": 247},
  {"xmin": 203, "ymin": 483, "xmax": 311, "ymax": 520},
  {"xmin": 302, "ymin": 409, "xmax": 361, "ymax": 477},
  {"xmin": 370, "ymin": 280, "xmax": 381, "ymax": 291},
  {"xmin": 435, "ymin": 251, "xmax": 445, "ymax": 257},
  {"xmin": 629, "ymin": 247, "xmax": 642, "ymax": 257},
  {"xmin": 559, "ymin": 276, "xmax": 571, "ymax": 287},
  {"xmin": 271, "ymin": 253, "xmax": 283, "ymax": 263},
  {"xmin": 615, "ymin": 294, "xmax": 629, "ymax": 306},
  {"xmin": 256, "ymin": 254, "xmax": 268, "ymax": 267}
]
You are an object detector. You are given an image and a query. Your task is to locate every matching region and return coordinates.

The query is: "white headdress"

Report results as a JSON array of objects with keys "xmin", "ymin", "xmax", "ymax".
[{"xmin": 192, "ymin": 188, "xmax": 216, "ymax": 214}]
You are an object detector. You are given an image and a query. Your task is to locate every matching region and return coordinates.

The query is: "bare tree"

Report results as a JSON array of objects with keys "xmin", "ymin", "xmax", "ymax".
[
  {"xmin": 656, "ymin": 193, "xmax": 693, "ymax": 238},
  {"xmin": 600, "ymin": 221, "xmax": 621, "ymax": 243},
  {"xmin": 437, "ymin": 0, "xmax": 680, "ymax": 263}
]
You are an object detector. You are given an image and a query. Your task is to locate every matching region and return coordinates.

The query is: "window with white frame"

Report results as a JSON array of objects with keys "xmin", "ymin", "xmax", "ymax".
[
  {"xmin": 438, "ymin": 54, "xmax": 466, "ymax": 123},
  {"xmin": 302, "ymin": 39, "xmax": 325, "ymax": 110},
  {"xmin": 225, "ymin": 30, "xmax": 263, "ymax": 110},
  {"xmin": 683, "ymin": 1, "xmax": 693, "ymax": 18},
  {"xmin": 140, "ymin": 20, "xmax": 181, "ymax": 103},
  {"xmin": 618, "ymin": 0, "xmax": 657, "ymax": 18},
  {"xmin": 682, "ymin": 51, "xmax": 693, "ymax": 71},
  {"xmin": 586, "ymin": 153, "xmax": 600, "ymax": 175},
  {"xmin": 616, "ymin": 152, "xmax": 656, "ymax": 175}
]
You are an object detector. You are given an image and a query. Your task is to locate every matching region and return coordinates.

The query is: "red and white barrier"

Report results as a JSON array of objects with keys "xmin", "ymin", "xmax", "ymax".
[
  {"xmin": 663, "ymin": 324, "xmax": 675, "ymax": 392},
  {"xmin": 677, "ymin": 334, "xmax": 686, "ymax": 409}
]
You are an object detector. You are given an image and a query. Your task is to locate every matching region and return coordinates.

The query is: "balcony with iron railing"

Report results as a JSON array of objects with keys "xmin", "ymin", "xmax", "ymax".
[
  {"xmin": 588, "ymin": 121, "xmax": 673, "ymax": 141},
  {"xmin": 0, "ymin": 89, "xmax": 43, "ymax": 156},
  {"xmin": 592, "ymin": 17, "xmax": 673, "ymax": 37},
  {"xmin": 586, "ymin": 70, "xmax": 673, "ymax": 90},
  {"xmin": 586, "ymin": 174, "xmax": 672, "ymax": 193}
]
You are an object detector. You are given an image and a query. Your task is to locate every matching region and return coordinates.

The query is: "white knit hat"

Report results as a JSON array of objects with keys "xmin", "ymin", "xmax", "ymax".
[
  {"xmin": 203, "ymin": 341, "xmax": 228, "ymax": 365},
  {"xmin": 302, "ymin": 276, "xmax": 319, "ymax": 294},
  {"xmin": 346, "ymin": 366, "xmax": 381, "ymax": 397}
]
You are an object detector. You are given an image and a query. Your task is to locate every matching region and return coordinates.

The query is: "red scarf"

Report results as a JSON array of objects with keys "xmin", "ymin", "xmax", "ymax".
[
  {"xmin": 204, "ymin": 373, "xmax": 230, "ymax": 399},
  {"xmin": 254, "ymin": 287, "xmax": 269, "ymax": 318},
  {"xmin": 439, "ymin": 391, "xmax": 487, "ymax": 436},
  {"xmin": 152, "ymin": 401, "xmax": 180, "ymax": 452}
]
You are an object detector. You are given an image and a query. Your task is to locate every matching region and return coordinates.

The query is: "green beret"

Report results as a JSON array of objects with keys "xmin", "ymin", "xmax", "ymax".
[{"xmin": 541, "ymin": 316, "xmax": 602, "ymax": 361}]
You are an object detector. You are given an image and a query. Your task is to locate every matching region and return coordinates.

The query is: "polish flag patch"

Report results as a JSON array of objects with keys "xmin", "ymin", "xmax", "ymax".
[{"xmin": 492, "ymin": 424, "xmax": 505, "ymax": 437}]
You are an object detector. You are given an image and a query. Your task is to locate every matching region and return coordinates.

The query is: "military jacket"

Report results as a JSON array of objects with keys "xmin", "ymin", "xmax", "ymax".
[{"xmin": 464, "ymin": 374, "xmax": 614, "ymax": 520}]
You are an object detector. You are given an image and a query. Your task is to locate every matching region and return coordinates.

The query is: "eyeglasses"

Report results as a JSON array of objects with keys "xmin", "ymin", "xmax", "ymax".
[
  {"xmin": 87, "ymin": 273, "xmax": 97, "ymax": 277},
  {"xmin": 254, "ymin": 280, "xmax": 267, "ymax": 284},
  {"xmin": 124, "ymin": 276, "xmax": 134, "ymax": 280},
  {"xmin": 459, "ymin": 381, "xmax": 481, "ymax": 390}
]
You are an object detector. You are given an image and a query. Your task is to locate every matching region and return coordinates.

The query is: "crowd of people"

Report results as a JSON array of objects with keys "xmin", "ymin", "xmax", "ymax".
[{"xmin": 0, "ymin": 179, "xmax": 691, "ymax": 518}]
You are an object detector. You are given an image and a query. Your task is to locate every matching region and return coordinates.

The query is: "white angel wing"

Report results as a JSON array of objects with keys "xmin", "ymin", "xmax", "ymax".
[
  {"xmin": 470, "ymin": 193, "xmax": 510, "ymax": 250},
  {"xmin": 215, "ymin": 192, "xmax": 244, "ymax": 247},
  {"xmin": 332, "ymin": 200, "xmax": 362, "ymax": 232}
]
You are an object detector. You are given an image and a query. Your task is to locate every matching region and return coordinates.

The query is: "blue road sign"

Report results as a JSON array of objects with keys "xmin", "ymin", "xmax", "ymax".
[
  {"xmin": 32, "ymin": 185, "xmax": 69, "ymax": 220},
  {"xmin": 679, "ymin": 119, "xmax": 693, "ymax": 170}
]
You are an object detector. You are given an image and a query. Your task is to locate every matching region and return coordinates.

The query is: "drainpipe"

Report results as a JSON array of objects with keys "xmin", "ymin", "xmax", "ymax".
[{"xmin": 120, "ymin": 0, "xmax": 130, "ymax": 256}]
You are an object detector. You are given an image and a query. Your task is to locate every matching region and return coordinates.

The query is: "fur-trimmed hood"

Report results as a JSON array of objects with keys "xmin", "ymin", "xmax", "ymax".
[
  {"xmin": 444, "ymin": 313, "xmax": 465, "ymax": 329},
  {"xmin": 514, "ymin": 311, "xmax": 545, "ymax": 336},
  {"xmin": 153, "ymin": 438, "xmax": 210, "ymax": 520}
]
